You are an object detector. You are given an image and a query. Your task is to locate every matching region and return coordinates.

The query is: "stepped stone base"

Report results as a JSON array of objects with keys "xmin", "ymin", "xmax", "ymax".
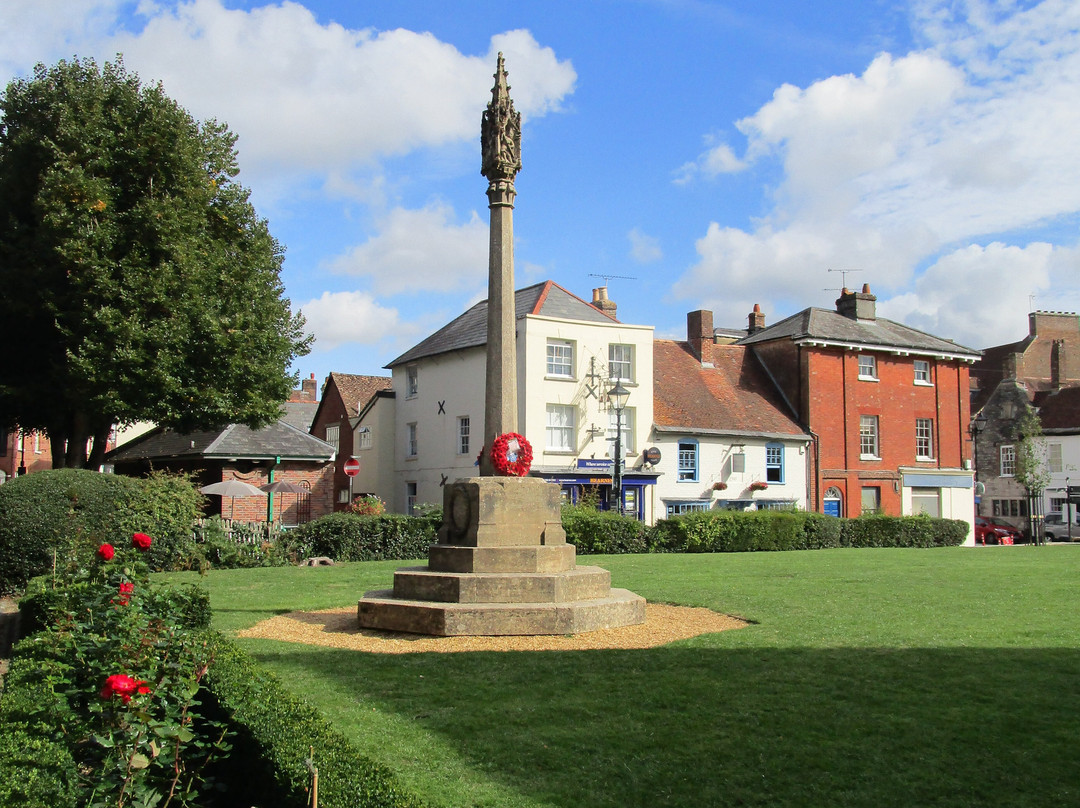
[
  {"xmin": 357, "ymin": 588, "xmax": 645, "ymax": 636},
  {"xmin": 357, "ymin": 476, "xmax": 646, "ymax": 636}
]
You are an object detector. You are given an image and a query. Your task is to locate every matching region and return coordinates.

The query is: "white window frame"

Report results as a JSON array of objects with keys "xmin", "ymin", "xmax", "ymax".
[
  {"xmin": 324, "ymin": 423, "xmax": 340, "ymax": 447},
  {"xmin": 911, "ymin": 487, "xmax": 940, "ymax": 517},
  {"xmin": 861, "ymin": 485, "xmax": 881, "ymax": 514},
  {"xmin": 405, "ymin": 365, "xmax": 419, "ymax": 398},
  {"xmin": 915, "ymin": 418, "xmax": 934, "ymax": 460},
  {"xmin": 407, "ymin": 422, "xmax": 418, "ymax": 458},
  {"xmin": 546, "ymin": 340, "xmax": 574, "ymax": 379},
  {"xmin": 913, "ymin": 359, "xmax": 932, "ymax": 385},
  {"xmin": 356, "ymin": 426, "xmax": 373, "ymax": 451},
  {"xmin": 1000, "ymin": 445, "xmax": 1016, "ymax": 477},
  {"xmin": 458, "ymin": 416, "xmax": 471, "ymax": 456},
  {"xmin": 546, "ymin": 404, "xmax": 576, "ymax": 452},
  {"xmin": 406, "ymin": 482, "xmax": 417, "ymax": 515},
  {"xmin": 609, "ymin": 344, "xmax": 634, "ymax": 382},
  {"xmin": 858, "ymin": 354, "xmax": 878, "ymax": 380},
  {"xmin": 860, "ymin": 415, "xmax": 880, "ymax": 459},
  {"xmin": 607, "ymin": 407, "xmax": 635, "ymax": 455},
  {"xmin": 666, "ymin": 500, "xmax": 709, "ymax": 515}
]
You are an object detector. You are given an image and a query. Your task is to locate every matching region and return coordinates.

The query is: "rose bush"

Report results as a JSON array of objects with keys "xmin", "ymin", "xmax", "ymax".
[
  {"xmin": 97, "ymin": 543, "xmax": 115, "ymax": 561},
  {"xmin": 132, "ymin": 532, "xmax": 153, "ymax": 552}
]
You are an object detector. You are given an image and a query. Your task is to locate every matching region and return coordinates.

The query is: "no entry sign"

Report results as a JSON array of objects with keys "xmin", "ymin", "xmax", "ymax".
[{"xmin": 343, "ymin": 457, "xmax": 360, "ymax": 477}]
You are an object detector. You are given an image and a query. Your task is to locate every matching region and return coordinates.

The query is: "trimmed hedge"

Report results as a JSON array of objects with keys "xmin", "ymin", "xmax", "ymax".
[
  {"xmin": 201, "ymin": 633, "xmax": 425, "ymax": 808},
  {"xmin": 284, "ymin": 512, "xmax": 441, "ymax": 562},
  {"xmin": 649, "ymin": 510, "xmax": 966, "ymax": 553},
  {"xmin": 561, "ymin": 505, "xmax": 649, "ymax": 554},
  {"xmin": 0, "ymin": 469, "xmax": 204, "ymax": 593}
]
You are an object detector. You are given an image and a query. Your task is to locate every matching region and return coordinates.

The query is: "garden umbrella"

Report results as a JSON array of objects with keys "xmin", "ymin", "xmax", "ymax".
[
  {"xmin": 260, "ymin": 480, "xmax": 308, "ymax": 525},
  {"xmin": 199, "ymin": 480, "xmax": 266, "ymax": 519},
  {"xmin": 259, "ymin": 480, "xmax": 307, "ymax": 494}
]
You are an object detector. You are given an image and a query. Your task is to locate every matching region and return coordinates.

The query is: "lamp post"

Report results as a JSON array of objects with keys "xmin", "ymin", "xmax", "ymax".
[
  {"xmin": 969, "ymin": 411, "xmax": 988, "ymax": 513},
  {"xmin": 607, "ymin": 380, "xmax": 630, "ymax": 515}
]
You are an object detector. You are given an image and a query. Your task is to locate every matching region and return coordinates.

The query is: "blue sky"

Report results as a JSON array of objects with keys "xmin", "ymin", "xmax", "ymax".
[{"xmin": 3, "ymin": 0, "xmax": 1079, "ymax": 386}]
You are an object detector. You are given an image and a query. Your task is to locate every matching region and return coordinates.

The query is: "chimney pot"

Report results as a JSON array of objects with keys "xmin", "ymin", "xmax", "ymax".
[
  {"xmin": 748, "ymin": 303, "xmax": 767, "ymax": 334},
  {"xmin": 590, "ymin": 286, "xmax": 617, "ymax": 318}
]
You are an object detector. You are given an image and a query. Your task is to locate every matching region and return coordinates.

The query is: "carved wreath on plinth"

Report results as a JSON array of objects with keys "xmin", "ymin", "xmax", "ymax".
[{"xmin": 489, "ymin": 432, "xmax": 533, "ymax": 477}]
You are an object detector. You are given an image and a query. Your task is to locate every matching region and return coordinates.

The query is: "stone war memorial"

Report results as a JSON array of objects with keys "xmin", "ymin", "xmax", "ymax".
[{"xmin": 357, "ymin": 55, "xmax": 646, "ymax": 636}]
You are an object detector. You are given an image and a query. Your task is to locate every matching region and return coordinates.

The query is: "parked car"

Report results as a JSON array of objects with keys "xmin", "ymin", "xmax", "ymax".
[
  {"xmin": 1043, "ymin": 512, "xmax": 1080, "ymax": 542},
  {"xmin": 975, "ymin": 516, "xmax": 1023, "ymax": 545}
]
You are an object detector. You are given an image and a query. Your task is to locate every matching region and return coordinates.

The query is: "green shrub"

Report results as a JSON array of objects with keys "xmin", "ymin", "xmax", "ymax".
[
  {"xmin": 0, "ymin": 469, "xmax": 207, "ymax": 592},
  {"xmin": 202, "ymin": 634, "xmax": 425, "ymax": 808},
  {"xmin": 123, "ymin": 471, "xmax": 205, "ymax": 571},
  {"xmin": 0, "ymin": 721, "xmax": 79, "ymax": 808},
  {"xmin": 841, "ymin": 515, "xmax": 968, "ymax": 548},
  {"xmin": 561, "ymin": 504, "xmax": 649, "ymax": 554},
  {"xmin": 0, "ymin": 469, "xmax": 141, "ymax": 594},
  {"xmin": 649, "ymin": 509, "xmax": 964, "ymax": 553},
  {"xmin": 285, "ymin": 512, "xmax": 440, "ymax": 562}
]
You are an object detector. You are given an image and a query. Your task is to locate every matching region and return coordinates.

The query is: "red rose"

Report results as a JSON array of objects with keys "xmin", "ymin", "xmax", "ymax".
[
  {"xmin": 131, "ymin": 532, "xmax": 152, "ymax": 551},
  {"xmin": 96, "ymin": 543, "xmax": 115, "ymax": 561},
  {"xmin": 100, "ymin": 674, "xmax": 149, "ymax": 704},
  {"xmin": 116, "ymin": 582, "xmax": 134, "ymax": 606}
]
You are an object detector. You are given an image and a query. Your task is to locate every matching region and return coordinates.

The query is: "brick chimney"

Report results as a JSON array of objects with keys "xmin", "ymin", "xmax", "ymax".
[
  {"xmin": 1052, "ymin": 339, "xmax": 1066, "ymax": 390},
  {"xmin": 591, "ymin": 286, "xmax": 617, "ymax": 319},
  {"xmin": 748, "ymin": 303, "xmax": 766, "ymax": 334},
  {"xmin": 688, "ymin": 310, "xmax": 714, "ymax": 366},
  {"xmin": 836, "ymin": 283, "xmax": 877, "ymax": 321},
  {"xmin": 302, "ymin": 373, "xmax": 317, "ymax": 401}
]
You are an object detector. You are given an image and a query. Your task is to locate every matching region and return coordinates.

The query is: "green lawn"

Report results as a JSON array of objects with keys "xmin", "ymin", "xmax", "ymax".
[{"xmin": 162, "ymin": 547, "xmax": 1080, "ymax": 807}]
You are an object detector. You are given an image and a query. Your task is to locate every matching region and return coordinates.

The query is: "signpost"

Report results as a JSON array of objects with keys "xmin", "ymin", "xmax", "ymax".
[{"xmin": 344, "ymin": 456, "xmax": 360, "ymax": 505}]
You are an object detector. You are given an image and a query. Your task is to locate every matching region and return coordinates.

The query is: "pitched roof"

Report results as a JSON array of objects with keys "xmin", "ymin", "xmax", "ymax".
[
  {"xmin": 1037, "ymin": 385, "xmax": 1080, "ymax": 432},
  {"xmin": 737, "ymin": 307, "xmax": 980, "ymax": 359},
  {"xmin": 653, "ymin": 340, "xmax": 808, "ymax": 438},
  {"xmin": 108, "ymin": 420, "xmax": 336, "ymax": 463},
  {"xmin": 386, "ymin": 281, "xmax": 617, "ymax": 367},
  {"xmin": 279, "ymin": 401, "xmax": 319, "ymax": 432},
  {"xmin": 326, "ymin": 373, "xmax": 393, "ymax": 418}
]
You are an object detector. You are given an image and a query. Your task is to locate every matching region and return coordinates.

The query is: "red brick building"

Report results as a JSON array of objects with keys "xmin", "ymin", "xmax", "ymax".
[
  {"xmin": 0, "ymin": 428, "xmax": 54, "ymax": 482},
  {"xmin": 737, "ymin": 286, "xmax": 980, "ymax": 519},
  {"xmin": 309, "ymin": 373, "xmax": 392, "ymax": 510}
]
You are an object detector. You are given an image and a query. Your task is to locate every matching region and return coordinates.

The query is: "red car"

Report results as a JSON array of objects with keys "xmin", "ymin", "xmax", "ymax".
[{"xmin": 975, "ymin": 516, "xmax": 1023, "ymax": 545}]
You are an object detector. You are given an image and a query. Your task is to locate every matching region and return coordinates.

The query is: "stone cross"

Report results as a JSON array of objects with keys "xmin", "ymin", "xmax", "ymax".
[{"xmin": 479, "ymin": 53, "xmax": 522, "ymax": 475}]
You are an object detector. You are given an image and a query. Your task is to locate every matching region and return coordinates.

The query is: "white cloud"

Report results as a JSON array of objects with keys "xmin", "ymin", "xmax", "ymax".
[
  {"xmin": 328, "ymin": 203, "xmax": 488, "ymax": 295},
  {"xmin": 298, "ymin": 290, "xmax": 400, "ymax": 351},
  {"xmin": 673, "ymin": 1, "xmax": 1080, "ymax": 334},
  {"xmin": 628, "ymin": 228, "xmax": 663, "ymax": 263},
  {"xmin": 1, "ymin": 1, "xmax": 576, "ymax": 183},
  {"xmin": 880, "ymin": 242, "xmax": 1054, "ymax": 349},
  {"xmin": 675, "ymin": 140, "xmax": 746, "ymax": 183}
]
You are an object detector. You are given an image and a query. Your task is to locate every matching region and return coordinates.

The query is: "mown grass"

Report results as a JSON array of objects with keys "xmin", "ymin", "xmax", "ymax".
[{"xmin": 161, "ymin": 546, "xmax": 1080, "ymax": 807}]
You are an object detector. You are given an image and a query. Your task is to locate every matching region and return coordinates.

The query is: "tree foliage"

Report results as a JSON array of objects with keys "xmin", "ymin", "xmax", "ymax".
[
  {"xmin": 1014, "ymin": 406, "xmax": 1050, "ymax": 496},
  {"xmin": 0, "ymin": 57, "xmax": 310, "ymax": 468}
]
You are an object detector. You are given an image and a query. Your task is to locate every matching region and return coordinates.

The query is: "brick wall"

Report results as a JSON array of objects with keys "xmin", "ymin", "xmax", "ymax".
[
  {"xmin": 217, "ymin": 462, "xmax": 334, "ymax": 524},
  {"xmin": 309, "ymin": 377, "xmax": 353, "ymax": 511},
  {"xmin": 805, "ymin": 348, "xmax": 971, "ymax": 517}
]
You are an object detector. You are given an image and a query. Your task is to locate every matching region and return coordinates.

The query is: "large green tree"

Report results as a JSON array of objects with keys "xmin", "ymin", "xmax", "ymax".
[{"xmin": 0, "ymin": 57, "xmax": 311, "ymax": 468}]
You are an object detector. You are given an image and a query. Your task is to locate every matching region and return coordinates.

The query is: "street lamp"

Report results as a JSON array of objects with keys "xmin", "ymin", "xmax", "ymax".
[
  {"xmin": 607, "ymin": 380, "xmax": 630, "ymax": 514},
  {"xmin": 969, "ymin": 411, "xmax": 988, "ymax": 514}
]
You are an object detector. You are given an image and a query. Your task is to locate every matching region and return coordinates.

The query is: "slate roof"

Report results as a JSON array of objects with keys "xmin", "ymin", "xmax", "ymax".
[
  {"xmin": 1037, "ymin": 385, "xmax": 1080, "ymax": 433},
  {"xmin": 653, "ymin": 340, "xmax": 808, "ymax": 438},
  {"xmin": 737, "ymin": 307, "xmax": 980, "ymax": 358},
  {"xmin": 386, "ymin": 281, "xmax": 617, "ymax": 368},
  {"xmin": 108, "ymin": 420, "xmax": 336, "ymax": 463},
  {"xmin": 279, "ymin": 401, "xmax": 319, "ymax": 432},
  {"xmin": 327, "ymin": 373, "xmax": 393, "ymax": 417}
]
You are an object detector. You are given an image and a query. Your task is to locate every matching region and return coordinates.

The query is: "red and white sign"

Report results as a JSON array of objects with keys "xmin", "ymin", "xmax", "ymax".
[{"xmin": 343, "ymin": 457, "xmax": 360, "ymax": 477}]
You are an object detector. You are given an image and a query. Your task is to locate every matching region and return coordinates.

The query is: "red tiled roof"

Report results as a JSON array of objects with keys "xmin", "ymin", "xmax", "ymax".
[
  {"xmin": 328, "ymin": 373, "xmax": 392, "ymax": 417},
  {"xmin": 653, "ymin": 340, "xmax": 806, "ymax": 436},
  {"xmin": 1038, "ymin": 385, "xmax": 1080, "ymax": 431}
]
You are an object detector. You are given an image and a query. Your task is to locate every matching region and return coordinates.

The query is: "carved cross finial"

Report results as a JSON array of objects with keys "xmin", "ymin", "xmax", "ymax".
[{"xmin": 481, "ymin": 52, "xmax": 522, "ymax": 184}]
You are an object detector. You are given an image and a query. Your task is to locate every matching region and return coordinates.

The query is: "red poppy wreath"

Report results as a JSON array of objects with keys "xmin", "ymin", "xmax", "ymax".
[{"xmin": 489, "ymin": 432, "xmax": 533, "ymax": 477}]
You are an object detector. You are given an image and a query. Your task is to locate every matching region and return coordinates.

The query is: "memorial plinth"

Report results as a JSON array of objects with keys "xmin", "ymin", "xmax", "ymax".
[{"xmin": 357, "ymin": 476, "xmax": 645, "ymax": 636}]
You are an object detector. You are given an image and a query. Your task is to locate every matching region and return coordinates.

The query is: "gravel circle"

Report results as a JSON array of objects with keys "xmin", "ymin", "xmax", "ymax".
[{"xmin": 237, "ymin": 602, "xmax": 748, "ymax": 654}]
